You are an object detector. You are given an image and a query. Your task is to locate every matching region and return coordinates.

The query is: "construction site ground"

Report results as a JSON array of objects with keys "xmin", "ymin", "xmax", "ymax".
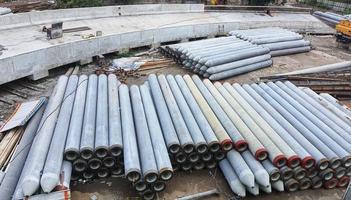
[{"xmin": 0, "ymin": 34, "xmax": 350, "ymax": 199}]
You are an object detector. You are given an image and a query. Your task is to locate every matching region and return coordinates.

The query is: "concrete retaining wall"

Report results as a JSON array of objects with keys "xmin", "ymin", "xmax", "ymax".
[{"xmin": 0, "ymin": 4, "xmax": 204, "ymax": 30}]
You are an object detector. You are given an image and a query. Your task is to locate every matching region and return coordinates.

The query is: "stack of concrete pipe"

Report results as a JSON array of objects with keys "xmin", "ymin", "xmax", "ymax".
[
  {"xmin": 160, "ymin": 36, "xmax": 273, "ymax": 81},
  {"xmin": 8, "ymin": 72, "xmax": 351, "ymax": 200},
  {"xmin": 313, "ymin": 11, "xmax": 348, "ymax": 25},
  {"xmin": 230, "ymin": 27, "xmax": 311, "ymax": 57}
]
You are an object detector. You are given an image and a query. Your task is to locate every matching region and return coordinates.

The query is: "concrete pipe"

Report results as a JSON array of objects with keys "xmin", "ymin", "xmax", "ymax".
[
  {"xmin": 324, "ymin": 178, "xmax": 338, "ymax": 189},
  {"xmin": 107, "ymin": 74, "xmax": 123, "ymax": 157},
  {"xmin": 166, "ymin": 75, "xmax": 207, "ymax": 154},
  {"xmin": 261, "ymin": 160, "xmax": 281, "ymax": 182},
  {"xmin": 252, "ymin": 83, "xmax": 340, "ymax": 169},
  {"xmin": 192, "ymin": 76, "xmax": 247, "ymax": 151},
  {"xmin": 41, "ymin": 75, "xmax": 78, "ymax": 193},
  {"xmin": 58, "ymin": 161, "xmax": 72, "ymax": 190},
  {"xmin": 213, "ymin": 82, "xmax": 268, "ymax": 161},
  {"xmin": 174, "ymin": 75, "xmax": 220, "ymax": 153},
  {"xmin": 241, "ymin": 151, "xmax": 270, "ymax": 188},
  {"xmin": 259, "ymin": 184, "xmax": 272, "ymax": 194},
  {"xmin": 222, "ymin": 83, "xmax": 286, "ymax": 167},
  {"xmin": 134, "ymin": 180, "xmax": 147, "ymax": 192},
  {"xmin": 227, "ymin": 83, "xmax": 299, "ymax": 168},
  {"xmin": 307, "ymin": 167, "xmax": 318, "ymax": 178},
  {"xmin": 284, "ymin": 82, "xmax": 351, "ymax": 143},
  {"xmin": 233, "ymin": 83, "xmax": 314, "ymax": 169},
  {"xmin": 193, "ymin": 161, "xmax": 205, "ymax": 170},
  {"xmin": 73, "ymin": 159, "xmax": 88, "ymax": 172},
  {"xmin": 148, "ymin": 74, "xmax": 181, "ymax": 154},
  {"xmin": 141, "ymin": 189, "xmax": 155, "ymax": 200},
  {"xmin": 206, "ymin": 159, "xmax": 217, "ymax": 169},
  {"xmin": 251, "ymin": 35, "xmax": 303, "ymax": 44},
  {"xmin": 153, "ymin": 181, "xmax": 166, "ymax": 192},
  {"xmin": 209, "ymin": 60, "xmax": 273, "ymax": 81},
  {"xmin": 270, "ymin": 46, "xmax": 311, "ymax": 57},
  {"xmin": 272, "ymin": 180, "xmax": 284, "ymax": 192},
  {"xmin": 102, "ymin": 156, "xmax": 116, "ymax": 168},
  {"xmin": 88, "ymin": 158, "xmax": 102, "ymax": 170},
  {"xmin": 182, "ymin": 75, "xmax": 232, "ymax": 152},
  {"xmin": 320, "ymin": 93, "xmax": 351, "ymax": 117},
  {"xmin": 245, "ymin": 183, "xmax": 259, "ymax": 196},
  {"xmin": 299, "ymin": 177, "xmax": 312, "ymax": 190},
  {"xmin": 219, "ymin": 159, "xmax": 246, "ymax": 197},
  {"xmin": 284, "ymin": 179, "xmax": 299, "ymax": 192},
  {"xmin": 83, "ymin": 171, "xmax": 95, "ymax": 180},
  {"xmin": 243, "ymin": 84, "xmax": 329, "ymax": 170},
  {"xmin": 311, "ymin": 176, "xmax": 323, "ymax": 189},
  {"xmin": 273, "ymin": 82, "xmax": 351, "ymax": 151},
  {"xmin": 175, "ymin": 152, "xmax": 187, "ymax": 164},
  {"xmin": 227, "ymin": 150, "xmax": 255, "ymax": 188},
  {"xmin": 201, "ymin": 152, "xmax": 213, "ymax": 162},
  {"xmin": 214, "ymin": 151, "xmax": 225, "ymax": 161},
  {"xmin": 262, "ymin": 40, "xmax": 310, "ymax": 51},
  {"xmin": 280, "ymin": 166, "xmax": 294, "ymax": 180},
  {"xmin": 347, "ymin": 167, "xmax": 351, "ymax": 176},
  {"xmin": 204, "ymin": 79, "xmax": 269, "ymax": 155},
  {"xmin": 80, "ymin": 74, "xmax": 98, "ymax": 160},
  {"xmin": 111, "ymin": 165, "xmax": 124, "ymax": 176},
  {"xmin": 139, "ymin": 84, "xmax": 173, "ymax": 181},
  {"xmin": 267, "ymin": 82, "xmax": 351, "ymax": 167},
  {"xmin": 130, "ymin": 85, "xmax": 159, "ymax": 183},
  {"xmin": 335, "ymin": 167, "xmax": 346, "ymax": 179},
  {"xmin": 21, "ymin": 76, "xmax": 68, "ymax": 196},
  {"xmin": 65, "ymin": 75, "xmax": 88, "ymax": 161},
  {"xmin": 293, "ymin": 166, "xmax": 307, "ymax": 180},
  {"xmin": 119, "ymin": 84, "xmax": 141, "ymax": 182},
  {"xmin": 97, "ymin": 167, "xmax": 110, "ymax": 179},
  {"xmin": 206, "ymin": 54, "xmax": 271, "ymax": 74},
  {"xmin": 7, "ymin": 104, "xmax": 45, "ymax": 200},
  {"xmin": 337, "ymin": 176, "xmax": 350, "ymax": 187},
  {"xmin": 181, "ymin": 162, "xmax": 192, "ymax": 171},
  {"xmin": 319, "ymin": 168, "xmax": 335, "ymax": 181},
  {"xmin": 187, "ymin": 152, "xmax": 200, "ymax": 163},
  {"xmin": 301, "ymin": 87, "xmax": 351, "ymax": 126}
]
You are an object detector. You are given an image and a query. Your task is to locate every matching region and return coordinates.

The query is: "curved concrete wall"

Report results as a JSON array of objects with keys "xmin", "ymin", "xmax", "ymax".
[{"xmin": 0, "ymin": 4, "xmax": 204, "ymax": 30}]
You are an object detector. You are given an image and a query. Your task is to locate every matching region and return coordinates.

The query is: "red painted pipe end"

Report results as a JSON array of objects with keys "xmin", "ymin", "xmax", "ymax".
[
  {"xmin": 273, "ymin": 154, "xmax": 287, "ymax": 168},
  {"xmin": 234, "ymin": 140, "xmax": 248, "ymax": 152},
  {"xmin": 301, "ymin": 156, "xmax": 316, "ymax": 169},
  {"xmin": 255, "ymin": 148, "xmax": 268, "ymax": 161}
]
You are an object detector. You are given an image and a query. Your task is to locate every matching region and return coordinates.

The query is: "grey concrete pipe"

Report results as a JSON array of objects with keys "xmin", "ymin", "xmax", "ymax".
[
  {"xmin": 88, "ymin": 158, "xmax": 102, "ymax": 170},
  {"xmin": 107, "ymin": 74, "xmax": 123, "ymax": 157},
  {"xmin": 272, "ymin": 180, "xmax": 284, "ymax": 192},
  {"xmin": 73, "ymin": 159, "xmax": 87, "ymax": 172},
  {"xmin": 261, "ymin": 160, "xmax": 281, "ymax": 182},
  {"xmin": 311, "ymin": 176, "xmax": 323, "ymax": 189},
  {"xmin": 166, "ymin": 75, "xmax": 207, "ymax": 154},
  {"xmin": 41, "ymin": 75, "xmax": 78, "ymax": 193},
  {"xmin": 64, "ymin": 75, "xmax": 88, "ymax": 161},
  {"xmin": 284, "ymin": 179, "xmax": 299, "ymax": 192},
  {"xmin": 21, "ymin": 76, "xmax": 68, "ymax": 196},
  {"xmin": 226, "ymin": 150, "xmax": 255, "ymax": 188},
  {"xmin": 102, "ymin": 156, "xmax": 116, "ymax": 168},
  {"xmin": 182, "ymin": 75, "xmax": 232, "ymax": 151},
  {"xmin": 139, "ymin": 84, "xmax": 173, "ymax": 181},
  {"xmin": 119, "ymin": 84, "xmax": 141, "ymax": 182},
  {"xmin": 320, "ymin": 93, "xmax": 351, "ymax": 117},
  {"xmin": 280, "ymin": 166, "xmax": 294, "ymax": 180},
  {"xmin": 191, "ymin": 76, "xmax": 247, "ymax": 152},
  {"xmin": 259, "ymin": 184, "xmax": 272, "ymax": 194},
  {"xmin": 233, "ymin": 83, "xmax": 315, "ymax": 169},
  {"xmin": 5, "ymin": 103, "xmax": 45, "ymax": 200},
  {"xmin": 130, "ymin": 85, "xmax": 158, "ymax": 184},
  {"xmin": 157, "ymin": 75, "xmax": 194, "ymax": 154},
  {"xmin": 246, "ymin": 183, "xmax": 259, "ymax": 196},
  {"xmin": 80, "ymin": 74, "xmax": 98, "ymax": 160},
  {"xmin": 299, "ymin": 177, "xmax": 311, "ymax": 190},
  {"xmin": 242, "ymin": 84, "xmax": 329, "ymax": 170},
  {"xmin": 293, "ymin": 166, "xmax": 307, "ymax": 180},
  {"xmin": 148, "ymin": 74, "xmax": 181, "ymax": 154},
  {"xmin": 174, "ymin": 75, "xmax": 220, "ymax": 153},
  {"xmin": 262, "ymin": 40, "xmax": 310, "ymax": 51},
  {"xmin": 226, "ymin": 83, "xmax": 299, "ymax": 167},
  {"xmin": 241, "ymin": 151, "xmax": 270, "ymax": 188},
  {"xmin": 219, "ymin": 159, "xmax": 246, "ymax": 197},
  {"xmin": 203, "ymin": 80, "xmax": 266, "ymax": 158},
  {"xmin": 251, "ymin": 35, "xmax": 303, "ymax": 44},
  {"xmin": 270, "ymin": 46, "xmax": 311, "ymax": 57}
]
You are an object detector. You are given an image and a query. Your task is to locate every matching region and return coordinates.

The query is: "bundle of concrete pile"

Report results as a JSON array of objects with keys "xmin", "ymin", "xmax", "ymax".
[
  {"xmin": 217, "ymin": 81, "xmax": 351, "ymax": 196},
  {"xmin": 160, "ymin": 37, "xmax": 273, "ymax": 81},
  {"xmin": 313, "ymin": 11, "xmax": 350, "ymax": 25},
  {"xmin": 230, "ymin": 27, "xmax": 311, "ymax": 57}
]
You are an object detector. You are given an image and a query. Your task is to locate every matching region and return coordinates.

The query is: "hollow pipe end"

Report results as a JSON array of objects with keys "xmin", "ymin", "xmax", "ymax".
[
  {"xmin": 144, "ymin": 171, "xmax": 159, "ymax": 183},
  {"xmin": 342, "ymin": 156, "xmax": 351, "ymax": 168},
  {"xmin": 234, "ymin": 140, "xmax": 248, "ymax": 152},
  {"xmin": 196, "ymin": 143, "xmax": 208, "ymax": 154},
  {"xmin": 64, "ymin": 149, "xmax": 80, "ymax": 161},
  {"xmin": 255, "ymin": 148, "xmax": 268, "ymax": 161},
  {"xmin": 183, "ymin": 144, "xmax": 195, "ymax": 154},
  {"xmin": 94, "ymin": 147, "xmax": 108, "ymax": 158},
  {"xmin": 169, "ymin": 144, "xmax": 181, "ymax": 154},
  {"xmin": 80, "ymin": 147, "xmax": 94, "ymax": 160},
  {"xmin": 317, "ymin": 159, "xmax": 329, "ymax": 171},
  {"xmin": 301, "ymin": 156, "xmax": 316, "ymax": 169},
  {"xmin": 109, "ymin": 145, "xmax": 123, "ymax": 157},
  {"xmin": 287, "ymin": 155, "xmax": 301, "ymax": 168},
  {"xmin": 324, "ymin": 178, "xmax": 338, "ymax": 189},
  {"xmin": 159, "ymin": 168, "xmax": 173, "ymax": 181},
  {"xmin": 337, "ymin": 176, "xmax": 350, "ymax": 187},
  {"xmin": 221, "ymin": 139, "xmax": 233, "ymax": 152},
  {"xmin": 330, "ymin": 157, "xmax": 342, "ymax": 169},
  {"xmin": 273, "ymin": 155, "xmax": 287, "ymax": 168},
  {"xmin": 126, "ymin": 170, "xmax": 141, "ymax": 182},
  {"xmin": 209, "ymin": 142, "xmax": 221, "ymax": 153}
]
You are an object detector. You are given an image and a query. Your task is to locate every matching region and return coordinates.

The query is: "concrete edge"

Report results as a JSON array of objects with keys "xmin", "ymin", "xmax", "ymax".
[{"xmin": 205, "ymin": 5, "xmax": 312, "ymax": 13}]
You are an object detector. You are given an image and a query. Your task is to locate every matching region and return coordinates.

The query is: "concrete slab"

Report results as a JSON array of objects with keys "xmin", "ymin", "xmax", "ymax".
[{"xmin": 0, "ymin": 9, "xmax": 334, "ymax": 85}]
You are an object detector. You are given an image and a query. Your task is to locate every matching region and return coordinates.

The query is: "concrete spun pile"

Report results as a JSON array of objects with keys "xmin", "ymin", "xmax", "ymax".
[
  {"xmin": 161, "ymin": 37, "xmax": 272, "ymax": 81},
  {"xmin": 9, "ymin": 74, "xmax": 351, "ymax": 200},
  {"xmin": 230, "ymin": 27, "xmax": 311, "ymax": 57}
]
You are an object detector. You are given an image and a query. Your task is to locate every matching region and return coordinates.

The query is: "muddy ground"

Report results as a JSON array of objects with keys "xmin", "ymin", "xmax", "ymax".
[{"xmin": 0, "ymin": 35, "xmax": 350, "ymax": 199}]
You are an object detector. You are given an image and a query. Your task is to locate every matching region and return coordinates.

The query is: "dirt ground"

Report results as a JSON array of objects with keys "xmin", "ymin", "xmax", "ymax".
[{"xmin": 0, "ymin": 35, "xmax": 350, "ymax": 199}]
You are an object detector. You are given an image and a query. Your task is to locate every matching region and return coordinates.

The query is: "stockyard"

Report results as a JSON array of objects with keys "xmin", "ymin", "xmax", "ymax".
[{"xmin": 1, "ymin": 1, "xmax": 351, "ymax": 200}]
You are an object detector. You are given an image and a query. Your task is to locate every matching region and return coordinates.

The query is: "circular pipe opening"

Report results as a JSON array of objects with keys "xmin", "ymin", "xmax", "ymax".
[
  {"xmin": 270, "ymin": 171, "xmax": 281, "ymax": 182},
  {"xmin": 83, "ymin": 171, "xmax": 94, "ymax": 179},
  {"xmin": 188, "ymin": 152, "xmax": 199, "ymax": 163},
  {"xmin": 323, "ymin": 171, "xmax": 334, "ymax": 181},
  {"xmin": 302, "ymin": 157, "xmax": 315, "ymax": 169},
  {"xmin": 299, "ymin": 179, "xmax": 311, "ymax": 190},
  {"xmin": 324, "ymin": 178, "xmax": 338, "ymax": 189},
  {"xmin": 330, "ymin": 158, "xmax": 342, "ymax": 169},
  {"xmin": 336, "ymin": 169, "xmax": 346, "ymax": 179},
  {"xmin": 287, "ymin": 181, "xmax": 299, "ymax": 192},
  {"xmin": 318, "ymin": 159, "xmax": 329, "ymax": 171},
  {"xmin": 169, "ymin": 144, "xmax": 181, "ymax": 154},
  {"xmin": 196, "ymin": 144, "xmax": 208, "ymax": 154},
  {"xmin": 135, "ymin": 181, "xmax": 147, "ymax": 192},
  {"xmin": 312, "ymin": 179, "xmax": 323, "ymax": 189},
  {"xmin": 235, "ymin": 140, "xmax": 247, "ymax": 152},
  {"xmin": 295, "ymin": 169, "xmax": 306, "ymax": 180},
  {"xmin": 181, "ymin": 162, "xmax": 192, "ymax": 171},
  {"xmin": 111, "ymin": 166, "xmax": 123, "ymax": 176},
  {"xmin": 307, "ymin": 169, "xmax": 318, "ymax": 178},
  {"xmin": 337, "ymin": 176, "xmax": 350, "ymax": 187},
  {"xmin": 221, "ymin": 141, "xmax": 233, "ymax": 152},
  {"xmin": 274, "ymin": 155, "xmax": 287, "ymax": 168},
  {"xmin": 160, "ymin": 170, "xmax": 173, "ymax": 181},
  {"xmin": 175, "ymin": 152, "xmax": 187, "ymax": 163},
  {"xmin": 109, "ymin": 146, "xmax": 122, "ymax": 157},
  {"xmin": 206, "ymin": 160, "xmax": 217, "ymax": 169},
  {"xmin": 194, "ymin": 161, "xmax": 205, "ymax": 170},
  {"xmin": 282, "ymin": 170, "xmax": 293, "ymax": 180},
  {"xmin": 288, "ymin": 156, "xmax": 301, "ymax": 168},
  {"xmin": 209, "ymin": 143, "xmax": 220, "ymax": 153},
  {"xmin": 74, "ymin": 160, "xmax": 87, "ymax": 172},
  {"xmin": 346, "ymin": 167, "xmax": 351, "ymax": 176},
  {"xmin": 65, "ymin": 150, "xmax": 79, "ymax": 161},
  {"xmin": 255, "ymin": 149, "xmax": 268, "ymax": 161},
  {"xmin": 95, "ymin": 148, "xmax": 108, "ymax": 158},
  {"xmin": 97, "ymin": 168, "xmax": 109, "ymax": 178},
  {"xmin": 153, "ymin": 181, "xmax": 166, "ymax": 192},
  {"xmin": 201, "ymin": 152, "xmax": 212, "ymax": 162},
  {"xmin": 103, "ymin": 157, "xmax": 116, "ymax": 168},
  {"xmin": 183, "ymin": 144, "xmax": 194, "ymax": 154},
  {"xmin": 142, "ymin": 190, "xmax": 155, "ymax": 200},
  {"xmin": 214, "ymin": 152, "xmax": 225, "ymax": 161},
  {"xmin": 343, "ymin": 156, "xmax": 351, "ymax": 168},
  {"xmin": 145, "ymin": 172, "xmax": 158, "ymax": 183},
  {"xmin": 127, "ymin": 171, "xmax": 141, "ymax": 182},
  {"xmin": 80, "ymin": 149, "xmax": 94, "ymax": 160},
  {"xmin": 88, "ymin": 158, "xmax": 102, "ymax": 170}
]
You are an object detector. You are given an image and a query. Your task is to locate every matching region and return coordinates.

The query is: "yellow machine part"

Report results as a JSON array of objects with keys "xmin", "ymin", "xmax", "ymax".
[{"xmin": 336, "ymin": 20, "xmax": 351, "ymax": 37}]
